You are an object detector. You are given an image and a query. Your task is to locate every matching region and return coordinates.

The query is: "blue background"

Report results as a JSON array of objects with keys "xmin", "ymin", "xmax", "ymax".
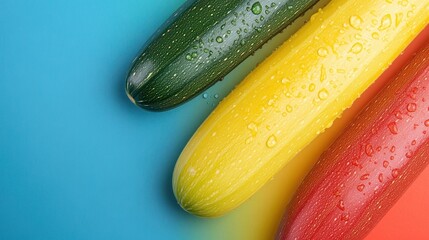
[{"xmin": 0, "ymin": 0, "xmax": 240, "ymax": 239}]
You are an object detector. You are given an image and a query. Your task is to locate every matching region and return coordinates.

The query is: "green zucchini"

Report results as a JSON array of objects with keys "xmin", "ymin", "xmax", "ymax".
[{"xmin": 125, "ymin": 0, "xmax": 321, "ymax": 111}]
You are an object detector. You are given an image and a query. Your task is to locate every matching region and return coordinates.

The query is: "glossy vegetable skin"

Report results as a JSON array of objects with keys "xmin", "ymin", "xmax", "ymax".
[
  {"xmin": 277, "ymin": 42, "xmax": 429, "ymax": 240},
  {"xmin": 125, "ymin": 0, "xmax": 321, "ymax": 111},
  {"xmin": 172, "ymin": 0, "xmax": 429, "ymax": 217}
]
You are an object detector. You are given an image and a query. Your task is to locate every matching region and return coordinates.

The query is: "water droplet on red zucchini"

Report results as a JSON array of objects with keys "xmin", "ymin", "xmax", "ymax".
[
  {"xmin": 341, "ymin": 213, "xmax": 350, "ymax": 221},
  {"xmin": 388, "ymin": 122, "xmax": 398, "ymax": 134},
  {"xmin": 365, "ymin": 144, "xmax": 374, "ymax": 156},
  {"xmin": 383, "ymin": 161, "xmax": 389, "ymax": 168},
  {"xmin": 405, "ymin": 151, "xmax": 413, "ymax": 158},
  {"xmin": 378, "ymin": 173, "xmax": 384, "ymax": 182},
  {"xmin": 391, "ymin": 169, "xmax": 399, "ymax": 178},
  {"xmin": 407, "ymin": 102, "xmax": 417, "ymax": 112},
  {"xmin": 360, "ymin": 174, "xmax": 370, "ymax": 180},
  {"xmin": 337, "ymin": 200, "xmax": 345, "ymax": 211}
]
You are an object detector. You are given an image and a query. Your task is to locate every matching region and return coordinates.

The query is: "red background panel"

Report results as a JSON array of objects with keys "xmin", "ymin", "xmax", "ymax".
[{"xmin": 367, "ymin": 166, "xmax": 429, "ymax": 239}]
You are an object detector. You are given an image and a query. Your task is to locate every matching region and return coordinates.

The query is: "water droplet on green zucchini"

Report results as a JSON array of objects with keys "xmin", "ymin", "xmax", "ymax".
[{"xmin": 251, "ymin": 2, "xmax": 262, "ymax": 15}]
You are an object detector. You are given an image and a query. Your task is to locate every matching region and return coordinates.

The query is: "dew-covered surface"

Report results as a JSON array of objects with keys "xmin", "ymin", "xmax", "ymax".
[
  {"xmin": 173, "ymin": 0, "xmax": 429, "ymax": 218},
  {"xmin": 279, "ymin": 41, "xmax": 429, "ymax": 240},
  {"xmin": 125, "ymin": 0, "xmax": 322, "ymax": 110}
]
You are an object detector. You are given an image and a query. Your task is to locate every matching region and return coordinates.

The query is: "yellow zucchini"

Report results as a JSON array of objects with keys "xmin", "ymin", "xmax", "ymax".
[{"xmin": 173, "ymin": 0, "xmax": 429, "ymax": 217}]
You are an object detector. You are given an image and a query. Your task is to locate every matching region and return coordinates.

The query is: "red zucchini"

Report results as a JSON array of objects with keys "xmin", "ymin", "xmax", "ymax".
[{"xmin": 277, "ymin": 42, "xmax": 429, "ymax": 240}]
